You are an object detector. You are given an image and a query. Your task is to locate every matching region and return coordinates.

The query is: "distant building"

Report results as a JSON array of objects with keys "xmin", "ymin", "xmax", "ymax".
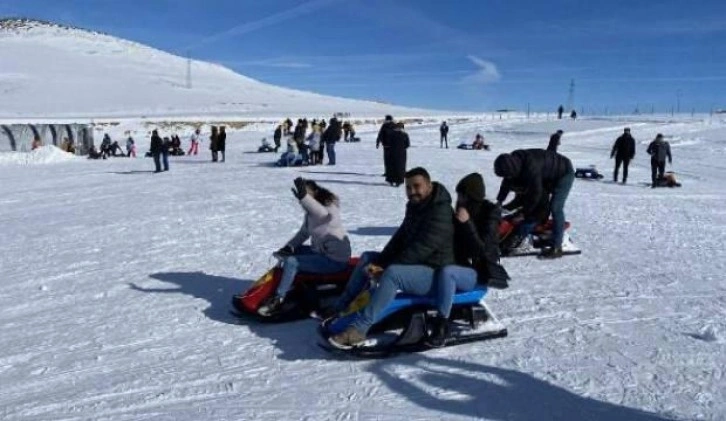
[{"xmin": 0, "ymin": 123, "xmax": 94, "ymax": 153}]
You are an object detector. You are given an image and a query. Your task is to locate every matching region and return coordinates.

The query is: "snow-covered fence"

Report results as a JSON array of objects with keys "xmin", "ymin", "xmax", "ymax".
[{"xmin": 0, "ymin": 123, "xmax": 94, "ymax": 154}]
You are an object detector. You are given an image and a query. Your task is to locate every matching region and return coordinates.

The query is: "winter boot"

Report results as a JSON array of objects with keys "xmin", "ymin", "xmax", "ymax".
[
  {"xmin": 328, "ymin": 326, "xmax": 367, "ymax": 349},
  {"xmin": 540, "ymin": 246, "xmax": 563, "ymax": 259},
  {"xmin": 425, "ymin": 315, "xmax": 450, "ymax": 348},
  {"xmin": 258, "ymin": 294, "xmax": 284, "ymax": 316}
]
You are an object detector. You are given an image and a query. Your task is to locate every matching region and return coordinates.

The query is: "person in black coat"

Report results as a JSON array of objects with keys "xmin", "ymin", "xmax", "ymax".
[
  {"xmin": 494, "ymin": 149, "xmax": 574, "ymax": 258},
  {"xmin": 273, "ymin": 125, "xmax": 282, "ymax": 152},
  {"xmin": 557, "ymin": 105, "xmax": 564, "ymax": 119},
  {"xmin": 440, "ymin": 121, "xmax": 449, "ymax": 148},
  {"xmin": 547, "ymin": 130, "xmax": 563, "ymax": 152},
  {"xmin": 328, "ymin": 168, "xmax": 455, "ymax": 347},
  {"xmin": 646, "ymin": 133, "xmax": 672, "ymax": 188},
  {"xmin": 218, "ymin": 126, "xmax": 227, "ymax": 162},
  {"xmin": 321, "ymin": 117, "xmax": 341, "ymax": 165},
  {"xmin": 386, "ymin": 122, "xmax": 410, "ymax": 187},
  {"xmin": 429, "ymin": 173, "xmax": 510, "ymax": 344},
  {"xmin": 149, "ymin": 130, "xmax": 163, "ymax": 173},
  {"xmin": 376, "ymin": 115, "xmax": 396, "ymax": 177},
  {"xmin": 610, "ymin": 128, "xmax": 636, "ymax": 183}
]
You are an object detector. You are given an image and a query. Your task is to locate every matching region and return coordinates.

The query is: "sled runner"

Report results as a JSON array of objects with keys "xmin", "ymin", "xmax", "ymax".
[
  {"xmin": 498, "ymin": 216, "xmax": 581, "ymax": 257},
  {"xmin": 231, "ymin": 258, "xmax": 358, "ymax": 322},
  {"xmin": 575, "ymin": 166, "xmax": 604, "ymax": 180},
  {"xmin": 318, "ymin": 286, "xmax": 507, "ymax": 357}
]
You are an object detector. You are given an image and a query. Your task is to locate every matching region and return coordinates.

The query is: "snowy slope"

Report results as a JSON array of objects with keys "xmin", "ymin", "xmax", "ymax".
[
  {"xmin": 1, "ymin": 115, "xmax": 725, "ymax": 420},
  {"xmin": 0, "ymin": 19, "xmax": 446, "ymax": 120}
]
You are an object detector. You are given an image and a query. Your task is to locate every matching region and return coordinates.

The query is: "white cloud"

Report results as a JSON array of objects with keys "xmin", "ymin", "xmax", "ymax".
[{"xmin": 462, "ymin": 55, "xmax": 501, "ymax": 84}]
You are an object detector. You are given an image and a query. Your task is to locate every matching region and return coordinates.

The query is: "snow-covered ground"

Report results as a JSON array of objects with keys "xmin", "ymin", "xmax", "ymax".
[{"xmin": 2, "ymin": 116, "xmax": 726, "ymax": 420}]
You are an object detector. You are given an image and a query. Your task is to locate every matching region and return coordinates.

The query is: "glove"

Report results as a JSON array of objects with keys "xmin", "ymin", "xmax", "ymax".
[
  {"xmin": 273, "ymin": 245, "xmax": 294, "ymax": 259},
  {"xmin": 291, "ymin": 177, "xmax": 307, "ymax": 200},
  {"xmin": 376, "ymin": 143, "xmax": 380, "ymax": 149}
]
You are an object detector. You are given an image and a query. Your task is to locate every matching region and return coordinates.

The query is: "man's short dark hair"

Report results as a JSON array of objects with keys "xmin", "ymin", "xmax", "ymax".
[{"xmin": 405, "ymin": 167, "xmax": 430, "ymax": 181}]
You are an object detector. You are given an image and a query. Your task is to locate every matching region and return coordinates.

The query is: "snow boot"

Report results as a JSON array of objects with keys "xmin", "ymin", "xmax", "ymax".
[
  {"xmin": 328, "ymin": 326, "xmax": 367, "ymax": 349},
  {"xmin": 258, "ymin": 294, "xmax": 284, "ymax": 316},
  {"xmin": 425, "ymin": 315, "xmax": 450, "ymax": 348},
  {"xmin": 540, "ymin": 246, "xmax": 563, "ymax": 259}
]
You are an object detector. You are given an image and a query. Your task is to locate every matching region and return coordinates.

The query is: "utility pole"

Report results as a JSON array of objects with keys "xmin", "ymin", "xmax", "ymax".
[
  {"xmin": 567, "ymin": 79, "xmax": 575, "ymax": 112},
  {"xmin": 676, "ymin": 90, "xmax": 682, "ymax": 114}
]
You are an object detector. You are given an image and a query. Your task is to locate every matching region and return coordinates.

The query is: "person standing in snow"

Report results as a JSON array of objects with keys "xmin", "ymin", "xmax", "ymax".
[
  {"xmin": 610, "ymin": 128, "xmax": 635, "ymax": 183},
  {"xmin": 273, "ymin": 125, "xmax": 283, "ymax": 153},
  {"xmin": 494, "ymin": 149, "xmax": 574, "ymax": 259},
  {"xmin": 149, "ymin": 130, "xmax": 163, "ymax": 173},
  {"xmin": 557, "ymin": 105, "xmax": 564, "ymax": 119},
  {"xmin": 218, "ymin": 126, "xmax": 227, "ymax": 162},
  {"xmin": 322, "ymin": 117, "xmax": 342, "ymax": 165},
  {"xmin": 126, "ymin": 136, "xmax": 136, "ymax": 157},
  {"xmin": 376, "ymin": 115, "xmax": 396, "ymax": 177},
  {"xmin": 188, "ymin": 128, "xmax": 200, "ymax": 156},
  {"xmin": 386, "ymin": 123, "xmax": 410, "ymax": 187},
  {"xmin": 547, "ymin": 130, "xmax": 563, "ymax": 152},
  {"xmin": 209, "ymin": 126, "xmax": 219, "ymax": 162},
  {"xmin": 257, "ymin": 178, "xmax": 352, "ymax": 316},
  {"xmin": 161, "ymin": 137, "xmax": 170, "ymax": 171},
  {"xmin": 307, "ymin": 125, "xmax": 322, "ymax": 165},
  {"xmin": 646, "ymin": 133, "xmax": 672, "ymax": 188},
  {"xmin": 440, "ymin": 121, "xmax": 449, "ymax": 148}
]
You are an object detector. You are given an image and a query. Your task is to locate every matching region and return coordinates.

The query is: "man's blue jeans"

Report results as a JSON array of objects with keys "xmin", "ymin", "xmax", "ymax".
[
  {"xmin": 326, "ymin": 142, "xmax": 336, "ymax": 165},
  {"xmin": 350, "ymin": 263, "xmax": 436, "ymax": 334},
  {"xmin": 551, "ymin": 171, "xmax": 574, "ymax": 247}
]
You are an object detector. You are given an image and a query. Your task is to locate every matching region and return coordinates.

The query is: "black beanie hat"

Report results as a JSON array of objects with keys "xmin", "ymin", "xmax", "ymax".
[
  {"xmin": 456, "ymin": 173, "xmax": 485, "ymax": 202},
  {"xmin": 494, "ymin": 153, "xmax": 522, "ymax": 178}
]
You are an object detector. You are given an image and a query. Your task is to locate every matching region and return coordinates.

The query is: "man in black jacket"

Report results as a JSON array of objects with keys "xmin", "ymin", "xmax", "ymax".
[
  {"xmin": 646, "ymin": 133, "xmax": 672, "ymax": 188},
  {"xmin": 376, "ymin": 115, "xmax": 396, "ymax": 177},
  {"xmin": 611, "ymin": 128, "xmax": 636, "ymax": 183},
  {"xmin": 328, "ymin": 167, "xmax": 455, "ymax": 348},
  {"xmin": 149, "ymin": 130, "xmax": 163, "ymax": 173},
  {"xmin": 440, "ymin": 121, "xmax": 449, "ymax": 148},
  {"xmin": 494, "ymin": 149, "xmax": 574, "ymax": 258},
  {"xmin": 321, "ymin": 117, "xmax": 341, "ymax": 165}
]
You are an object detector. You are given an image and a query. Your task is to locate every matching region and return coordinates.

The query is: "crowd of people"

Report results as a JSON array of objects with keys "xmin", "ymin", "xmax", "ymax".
[{"xmin": 273, "ymin": 117, "xmax": 345, "ymax": 167}]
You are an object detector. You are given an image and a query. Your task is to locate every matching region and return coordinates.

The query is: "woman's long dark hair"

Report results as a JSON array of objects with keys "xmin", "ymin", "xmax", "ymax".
[{"xmin": 305, "ymin": 180, "xmax": 338, "ymax": 206}]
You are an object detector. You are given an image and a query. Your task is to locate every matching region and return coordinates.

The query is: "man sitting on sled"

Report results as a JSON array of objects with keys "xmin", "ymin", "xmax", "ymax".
[{"xmin": 326, "ymin": 167, "xmax": 455, "ymax": 349}]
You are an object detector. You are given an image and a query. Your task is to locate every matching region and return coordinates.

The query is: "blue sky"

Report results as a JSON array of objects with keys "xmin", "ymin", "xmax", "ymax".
[{"xmin": 2, "ymin": 0, "xmax": 725, "ymax": 112}]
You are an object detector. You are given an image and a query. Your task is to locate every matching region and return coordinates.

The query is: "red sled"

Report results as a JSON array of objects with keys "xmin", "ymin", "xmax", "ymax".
[
  {"xmin": 231, "ymin": 257, "xmax": 359, "ymax": 322},
  {"xmin": 498, "ymin": 216, "xmax": 579, "ymax": 257}
]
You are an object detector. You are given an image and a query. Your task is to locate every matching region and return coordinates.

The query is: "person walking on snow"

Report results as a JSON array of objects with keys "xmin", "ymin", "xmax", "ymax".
[
  {"xmin": 149, "ymin": 130, "xmax": 163, "ymax": 173},
  {"xmin": 257, "ymin": 178, "xmax": 352, "ymax": 316},
  {"xmin": 610, "ymin": 128, "xmax": 636, "ymax": 183},
  {"xmin": 440, "ymin": 121, "xmax": 449, "ymax": 148},
  {"xmin": 209, "ymin": 126, "xmax": 219, "ymax": 162},
  {"xmin": 646, "ymin": 133, "xmax": 672, "ymax": 188},
  {"xmin": 376, "ymin": 115, "xmax": 396, "ymax": 177},
  {"xmin": 218, "ymin": 126, "xmax": 227, "ymax": 162},
  {"xmin": 126, "ymin": 136, "xmax": 136, "ymax": 157},
  {"xmin": 386, "ymin": 122, "xmax": 410, "ymax": 187},
  {"xmin": 188, "ymin": 128, "xmax": 200, "ymax": 156}
]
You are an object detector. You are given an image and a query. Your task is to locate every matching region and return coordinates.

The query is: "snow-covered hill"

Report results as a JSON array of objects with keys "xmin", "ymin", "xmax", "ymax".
[{"xmin": 0, "ymin": 19, "xmax": 445, "ymax": 120}]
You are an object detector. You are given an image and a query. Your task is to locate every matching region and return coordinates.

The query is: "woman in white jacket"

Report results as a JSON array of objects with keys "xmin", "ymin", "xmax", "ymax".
[{"xmin": 259, "ymin": 178, "xmax": 352, "ymax": 316}]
